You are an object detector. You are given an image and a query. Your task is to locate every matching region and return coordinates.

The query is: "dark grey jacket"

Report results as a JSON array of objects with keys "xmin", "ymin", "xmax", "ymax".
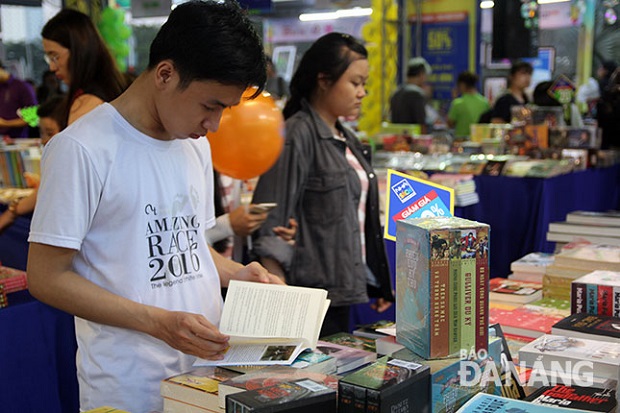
[{"xmin": 252, "ymin": 100, "xmax": 394, "ymax": 306}]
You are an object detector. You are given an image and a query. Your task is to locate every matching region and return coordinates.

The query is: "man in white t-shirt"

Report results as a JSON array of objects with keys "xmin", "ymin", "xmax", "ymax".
[{"xmin": 26, "ymin": 2, "xmax": 281, "ymax": 412}]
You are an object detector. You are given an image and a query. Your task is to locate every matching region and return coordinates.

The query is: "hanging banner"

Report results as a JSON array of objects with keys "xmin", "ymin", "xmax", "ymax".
[{"xmin": 383, "ymin": 169, "xmax": 454, "ymax": 241}]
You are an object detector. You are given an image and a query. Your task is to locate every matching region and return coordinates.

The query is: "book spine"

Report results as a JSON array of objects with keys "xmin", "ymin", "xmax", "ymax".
[
  {"xmin": 338, "ymin": 382, "xmax": 364, "ymax": 413},
  {"xmin": 614, "ymin": 286, "xmax": 620, "ymax": 317},
  {"xmin": 351, "ymin": 384, "xmax": 366, "ymax": 412},
  {"xmin": 430, "ymin": 228, "xmax": 450, "ymax": 359},
  {"xmin": 598, "ymin": 285, "xmax": 614, "ymax": 316},
  {"xmin": 366, "ymin": 389, "xmax": 380, "ymax": 413},
  {"xmin": 475, "ymin": 225, "xmax": 489, "ymax": 354},
  {"xmin": 449, "ymin": 230, "xmax": 461, "ymax": 356},
  {"xmin": 586, "ymin": 283, "xmax": 598, "ymax": 315},
  {"xmin": 571, "ymin": 282, "xmax": 587, "ymax": 314},
  {"xmin": 460, "ymin": 229, "xmax": 476, "ymax": 354}
]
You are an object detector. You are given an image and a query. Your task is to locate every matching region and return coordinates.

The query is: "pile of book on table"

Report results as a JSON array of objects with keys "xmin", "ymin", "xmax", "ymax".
[
  {"xmin": 547, "ymin": 211, "xmax": 620, "ymax": 248},
  {"xmin": 428, "ymin": 173, "xmax": 479, "ymax": 207},
  {"xmin": 0, "ymin": 265, "xmax": 28, "ymax": 308}
]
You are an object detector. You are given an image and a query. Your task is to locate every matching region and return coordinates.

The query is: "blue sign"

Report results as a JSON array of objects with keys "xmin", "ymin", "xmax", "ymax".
[{"xmin": 383, "ymin": 169, "xmax": 454, "ymax": 241}]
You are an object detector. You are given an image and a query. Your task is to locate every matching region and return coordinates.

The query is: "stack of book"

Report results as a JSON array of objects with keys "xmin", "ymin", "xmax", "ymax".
[
  {"xmin": 570, "ymin": 270, "xmax": 620, "ymax": 316},
  {"xmin": 456, "ymin": 392, "xmax": 611, "ymax": 413},
  {"xmin": 488, "ymin": 302, "xmax": 566, "ymax": 340},
  {"xmin": 428, "ymin": 173, "xmax": 479, "ymax": 207},
  {"xmin": 552, "ymin": 313, "xmax": 620, "ymax": 343},
  {"xmin": 547, "ymin": 211, "xmax": 620, "ymax": 247},
  {"xmin": 508, "ymin": 252, "xmax": 555, "ymax": 283},
  {"xmin": 543, "ymin": 243, "xmax": 620, "ymax": 301},
  {"xmin": 489, "ymin": 278, "xmax": 543, "ymax": 306},
  {"xmin": 395, "ymin": 216, "xmax": 490, "ymax": 359}
]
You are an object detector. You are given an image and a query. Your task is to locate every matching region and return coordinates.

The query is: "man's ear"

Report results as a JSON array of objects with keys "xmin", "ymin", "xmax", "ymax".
[
  {"xmin": 155, "ymin": 60, "xmax": 175, "ymax": 89},
  {"xmin": 317, "ymin": 73, "xmax": 331, "ymax": 91}
]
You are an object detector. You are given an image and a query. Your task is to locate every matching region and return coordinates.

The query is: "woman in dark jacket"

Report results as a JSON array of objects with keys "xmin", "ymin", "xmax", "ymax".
[{"xmin": 252, "ymin": 33, "xmax": 394, "ymax": 336}]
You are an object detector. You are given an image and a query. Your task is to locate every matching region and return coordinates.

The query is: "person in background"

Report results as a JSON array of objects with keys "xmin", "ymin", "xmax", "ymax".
[
  {"xmin": 390, "ymin": 57, "xmax": 430, "ymax": 128},
  {"xmin": 264, "ymin": 56, "xmax": 288, "ymax": 101},
  {"xmin": 36, "ymin": 70, "xmax": 64, "ymax": 104},
  {"xmin": 447, "ymin": 71, "xmax": 489, "ymax": 137},
  {"xmin": 597, "ymin": 68, "xmax": 620, "ymax": 149},
  {"xmin": 488, "ymin": 61, "xmax": 533, "ymax": 123},
  {"xmin": 0, "ymin": 61, "xmax": 37, "ymax": 138},
  {"xmin": 27, "ymin": 2, "xmax": 281, "ymax": 412},
  {"xmin": 597, "ymin": 60, "xmax": 617, "ymax": 96},
  {"xmin": 0, "ymin": 95, "xmax": 66, "ymax": 233},
  {"xmin": 252, "ymin": 33, "xmax": 394, "ymax": 337},
  {"xmin": 41, "ymin": 8, "xmax": 127, "ymax": 126}
]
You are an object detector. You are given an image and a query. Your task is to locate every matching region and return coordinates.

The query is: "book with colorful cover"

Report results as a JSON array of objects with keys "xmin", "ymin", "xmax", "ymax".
[
  {"xmin": 518, "ymin": 334, "xmax": 620, "ymax": 381},
  {"xmin": 449, "ymin": 229, "xmax": 462, "ymax": 355},
  {"xmin": 571, "ymin": 271, "xmax": 620, "ymax": 316},
  {"xmin": 0, "ymin": 265, "xmax": 28, "ymax": 294},
  {"xmin": 352, "ymin": 320, "xmax": 395, "ymax": 340},
  {"xmin": 551, "ymin": 313, "xmax": 620, "ymax": 343},
  {"xmin": 525, "ymin": 384, "xmax": 617, "ymax": 412},
  {"xmin": 489, "ymin": 278, "xmax": 543, "ymax": 304},
  {"xmin": 456, "ymin": 393, "xmax": 592, "ymax": 413},
  {"xmin": 338, "ymin": 356, "xmax": 430, "ymax": 413},
  {"xmin": 225, "ymin": 378, "xmax": 337, "ymax": 413},
  {"xmin": 320, "ymin": 332, "xmax": 377, "ymax": 353},
  {"xmin": 160, "ymin": 366, "xmax": 240, "ymax": 411},
  {"xmin": 290, "ymin": 348, "xmax": 337, "ymax": 374},
  {"xmin": 396, "ymin": 216, "xmax": 489, "ymax": 360},
  {"xmin": 217, "ymin": 365, "xmax": 338, "ymax": 409},
  {"xmin": 314, "ymin": 340, "xmax": 376, "ymax": 375},
  {"xmin": 475, "ymin": 226, "xmax": 490, "ymax": 356},
  {"xmin": 511, "ymin": 252, "xmax": 555, "ymax": 274},
  {"xmin": 489, "ymin": 305, "xmax": 564, "ymax": 339},
  {"xmin": 488, "ymin": 324, "xmax": 525, "ymax": 400},
  {"xmin": 527, "ymin": 297, "xmax": 571, "ymax": 318}
]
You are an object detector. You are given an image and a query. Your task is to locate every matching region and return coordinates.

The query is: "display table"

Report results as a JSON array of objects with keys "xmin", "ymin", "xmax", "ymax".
[
  {"xmin": 0, "ymin": 204, "xmax": 31, "ymax": 271},
  {"xmin": 1, "ymin": 290, "xmax": 78, "ymax": 413},
  {"xmin": 353, "ymin": 165, "xmax": 620, "ymax": 328}
]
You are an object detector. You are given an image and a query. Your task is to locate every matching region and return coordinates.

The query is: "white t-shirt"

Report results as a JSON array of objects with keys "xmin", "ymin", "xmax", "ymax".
[{"xmin": 29, "ymin": 103, "xmax": 223, "ymax": 413}]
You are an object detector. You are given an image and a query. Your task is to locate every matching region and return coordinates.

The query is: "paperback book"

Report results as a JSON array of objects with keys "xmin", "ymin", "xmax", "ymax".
[
  {"xmin": 525, "ymin": 384, "xmax": 617, "ymax": 412},
  {"xmin": 320, "ymin": 332, "xmax": 377, "ymax": 353},
  {"xmin": 338, "ymin": 356, "xmax": 431, "ymax": 413},
  {"xmin": 552, "ymin": 313, "xmax": 620, "ymax": 343},
  {"xmin": 225, "ymin": 378, "xmax": 337, "ymax": 413},
  {"xmin": 566, "ymin": 211, "xmax": 620, "ymax": 227},
  {"xmin": 217, "ymin": 365, "xmax": 338, "ymax": 409},
  {"xmin": 489, "ymin": 278, "xmax": 543, "ymax": 304},
  {"xmin": 194, "ymin": 281, "xmax": 329, "ymax": 367},
  {"xmin": 314, "ymin": 340, "xmax": 377, "ymax": 374},
  {"xmin": 352, "ymin": 320, "xmax": 395, "ymax": 340},
  {"xmin": 570, "ymin": 270, "xmax": 620, "ymax": 316},
  {"xmin": 456, "ymin": 393, "xmax": 592, "ymax": 413}
]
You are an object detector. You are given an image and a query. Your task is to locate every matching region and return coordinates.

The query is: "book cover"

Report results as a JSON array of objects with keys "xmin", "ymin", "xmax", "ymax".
[
  {"xmin": 320, "ymin": 332, "xmax": 377, "ymax": 353},
  {"xmin": 290, "ymin": 348, "xmax": 337, "ymax": 374},
  {"xmin": 511, "ymin": 253, "xmax": 555, "ymax": 274},
  {"xmin": 488, "ymin": 323, "xmax": 525, "ymax": 400},
  {"xmin": 352, "ymin": 320, "xmax": 395, "ymax": 340},
  {"xmin": 217, "ymin": 365, "xmax": 338, "ymax": 409},
  {"xmin": 338, "ymin": 356, "xmax": 430, "ymax": 413},
  {"xmin": 525, "ymin": 384, "xmax": 617, "ymax": 412},
  {"xmin": 488, "ymin": 305, "xmax": 564, "ymax": 339},
  {"xmin": 160, "ymin": 366, "xmax": 240, "ymax": 411},
  {"xmin": 314, "ymin": 340, "xmax": 376, "ymax": 375},
  {"xmin": 546, "ymin": 232, "xmax": 620, "ymax": 247},
  {"xmin": 571, "ymin": 271, "xmax": 620, "ymax": 316},
  {"xmin": 527, "ymin": 298, "xmax": 571, "ymax": 318},
  {"xmin": 552, "ymin": 313, "xmax": 620, "ymax": 343},
  {"xmin": 431, "ymin": 228, "xmax": 450, "ymax": 358},
  {"xmin": 518, "ymin": 334, "xmax": 620, "ymax": 381},
  {"xmin": 566, "ymin": 211, "xmax": 620, "ymax": 228},
  {"xmin": 475, "ymin": 226, "xmax": 490, "ymax": 355},
  {"xmin": 195, "ymin": 281, "xmax": 330, "ymax": 367},
  {"xmin": 375, "ymin": 336, "xmax": 406, "ymax": 356},
  {"xmin": 449, "ymin": 229, "xmax": 462, "ymax": 355},
  {"xmin": 456, "ymin": 393, "xmax": 592, "ymax": 413},
  {"xmin": 481, "ymin": 160, "xmax": 508, "ymax": 176},
  {"xmin": 225, "ymin": 378, "xmax": 337, "ymax": 413},
  {"xmin": 396, "ymin": 217, "xmax": 489, "ymax": 359},
  {"xmin": 489, "ymin": 278, "xmax": 543, "ymax": 304}
]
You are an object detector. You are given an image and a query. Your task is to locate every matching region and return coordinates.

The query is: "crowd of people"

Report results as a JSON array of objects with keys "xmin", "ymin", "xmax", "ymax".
[{"xmin": 0, "ymin": 3, "xmax": 618, "ymax": 412}]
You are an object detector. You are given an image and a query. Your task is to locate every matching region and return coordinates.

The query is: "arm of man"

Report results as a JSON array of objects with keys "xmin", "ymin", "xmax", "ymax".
[
  {"xmin": 209, "ymin": 245, "xmax": 284, "ymax": 286},
  {"xmin": 0, "ymin": 118, "xmax": 28, "ymax": 128},
  {"xmin": 28, "ymin": 242, "xmax": 230, "ymax": 360}
]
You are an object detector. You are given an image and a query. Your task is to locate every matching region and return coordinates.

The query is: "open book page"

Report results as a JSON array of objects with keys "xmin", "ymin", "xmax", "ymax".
[
  {"xmin": 220, "ymin": 280, "xmax": 329, "ymax": 348},
  {"xmin": 195, "ymin": 281, "xmax": 329, "ymax": 367}
]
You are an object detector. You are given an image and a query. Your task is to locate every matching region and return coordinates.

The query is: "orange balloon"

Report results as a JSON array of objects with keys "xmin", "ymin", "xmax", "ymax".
[{"xmin": 208, "ymin": 89, "xmax": 284, "ymax": 180}]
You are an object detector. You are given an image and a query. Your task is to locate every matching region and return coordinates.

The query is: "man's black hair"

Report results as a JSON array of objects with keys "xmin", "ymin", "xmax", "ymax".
[{"xmin": 457, "ymin": 71, "xmax": 478, "ymax": 89}]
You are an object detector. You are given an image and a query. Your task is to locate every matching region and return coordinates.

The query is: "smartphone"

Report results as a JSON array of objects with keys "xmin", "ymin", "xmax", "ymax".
[{"xmin": 249, "ymin": 203, "xmax": 277, "ymax": 214}]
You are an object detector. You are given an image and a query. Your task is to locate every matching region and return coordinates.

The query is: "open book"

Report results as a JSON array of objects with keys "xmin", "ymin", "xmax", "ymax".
[{"xmin": 195, "ymin": 280, "xmax": 330, "ymax": 367}]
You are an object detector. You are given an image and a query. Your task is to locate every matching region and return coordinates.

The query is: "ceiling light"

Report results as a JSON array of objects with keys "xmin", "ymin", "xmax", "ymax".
[
  {"xmin": 299, "ymin": 7, "xmax": 372, "ymax": 22},
  {"xmin": 480, "ymin": 1, "xmax": 494, "ymax": 9}
]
